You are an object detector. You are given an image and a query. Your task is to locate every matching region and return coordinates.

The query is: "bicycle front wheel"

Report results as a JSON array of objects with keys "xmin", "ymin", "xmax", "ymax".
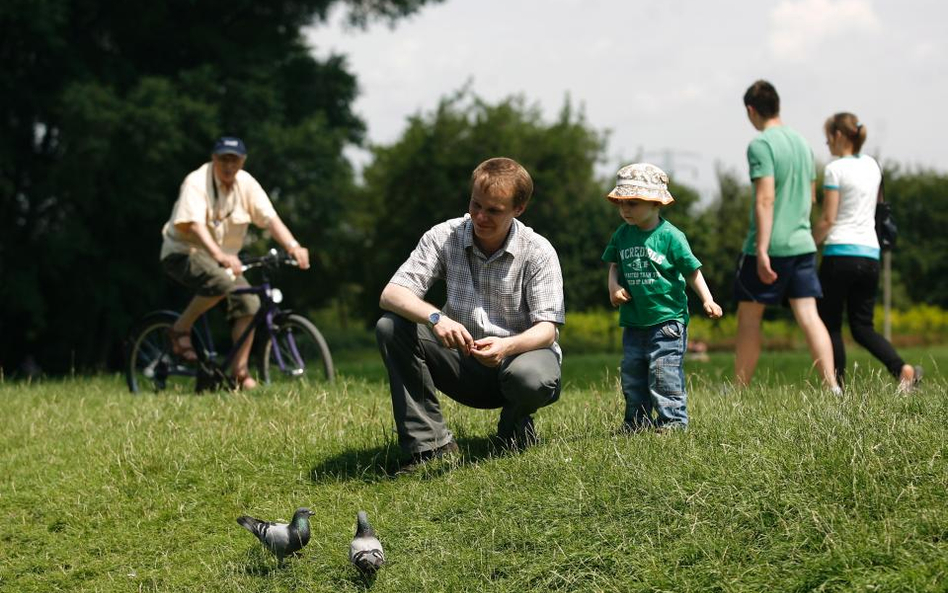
[
  {"xmin": 259, "ymin": 314, "xmax": 334, "ymax": 385},
  {"xmin": 126, "ymin": 311, "xmax": 201, "ymax": 394}
]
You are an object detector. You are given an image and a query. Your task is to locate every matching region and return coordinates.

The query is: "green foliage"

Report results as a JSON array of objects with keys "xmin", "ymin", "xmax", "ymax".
[
  {"xmin": 884, "ymin": 303, "xmax": 948, "ymax": 344},
  {"xmin": 661, "ymin": 179, "xmax": 702, "ymax": 237},
  {"xmin": 558, "ymin": 310, "xmax": 624, "ymax": 354},
  {"xmin": 0, "ymin": 0, "xmax": 441, "ymax": 372},
  {"xmin": 885, "ymin": 167, "xmax": 948, "ymax": 306},
  {"xmin": 2, "ymin": 357, "xmax": 948, "ymax": 591},
  {"xmin": 350, "ymin": 90, "xmax": 613, "ymax": 323},
  {"xmin": 687, "ymin": 168, "xmax": 753, "ymax": 312}
]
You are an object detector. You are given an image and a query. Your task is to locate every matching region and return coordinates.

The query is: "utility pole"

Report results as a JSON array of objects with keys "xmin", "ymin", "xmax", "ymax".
[{"xmin": 883, "ymin": 250, "xmax": 892, "ymax": 340}]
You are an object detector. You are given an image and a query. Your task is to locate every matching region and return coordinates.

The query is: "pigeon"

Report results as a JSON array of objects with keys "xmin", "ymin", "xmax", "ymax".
[
  {"xmin": 237, "ymin": 507, "xmax": 315, "ymax": 564},
  {"xmin": 349, "ymin": 511, "xmax": 385, "ymax": 574}
]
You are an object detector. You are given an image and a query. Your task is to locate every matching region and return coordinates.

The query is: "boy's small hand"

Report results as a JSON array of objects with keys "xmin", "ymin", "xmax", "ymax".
[
  {"xmin": 703, "ymin": 300, "xmax": 723, "ymax": 319},
  {"xmin": 610, "ymin": 288, "xmax": 631, "ymax": 307}
]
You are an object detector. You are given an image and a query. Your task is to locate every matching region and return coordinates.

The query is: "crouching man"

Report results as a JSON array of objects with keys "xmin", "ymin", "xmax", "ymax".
[{"xmin": 376, "ymin": 157, "xmax": 565, "ymax": 473}]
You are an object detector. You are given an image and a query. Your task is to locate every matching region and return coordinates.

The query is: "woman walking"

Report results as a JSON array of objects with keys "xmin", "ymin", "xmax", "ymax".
[{"xmin": 813, "ymin": 112, "xmax": 921, "ymax": 391}]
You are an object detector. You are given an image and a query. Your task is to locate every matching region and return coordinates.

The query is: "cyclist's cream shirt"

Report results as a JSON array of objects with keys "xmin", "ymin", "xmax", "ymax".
[{"xmin": 160, "ymin": 163, "xmax": 277, "ymax": 260}]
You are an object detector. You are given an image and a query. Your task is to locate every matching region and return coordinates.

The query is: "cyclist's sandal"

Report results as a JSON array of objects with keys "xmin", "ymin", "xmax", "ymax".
[
  {"xmin": 167, "ymin": 328, "xmax": 198, "ymax": 362},
  {"xmin": 233, "ymin": 369, "xmax": 258, "ymax": 391}
]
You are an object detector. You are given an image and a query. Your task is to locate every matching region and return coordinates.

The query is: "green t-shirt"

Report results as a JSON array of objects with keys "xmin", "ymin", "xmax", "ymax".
[
  {"xmin": 743, "ymin": 126, "xmax": 817, "ymax": 256},
  {"xmin": 601, "ymin": 218, "xmax": 701, "ymax": 328}
]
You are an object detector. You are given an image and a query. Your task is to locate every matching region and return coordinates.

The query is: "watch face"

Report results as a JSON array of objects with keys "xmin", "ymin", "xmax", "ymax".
[{"xmin": 428, "ymin": 312, "xmax": 441, "ymax": 325}]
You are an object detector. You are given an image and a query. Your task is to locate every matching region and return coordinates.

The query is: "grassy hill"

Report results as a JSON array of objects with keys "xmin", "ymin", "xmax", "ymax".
[{"xmin": 1, "ymin": 348, "xmax": 946, "ymax": 592}]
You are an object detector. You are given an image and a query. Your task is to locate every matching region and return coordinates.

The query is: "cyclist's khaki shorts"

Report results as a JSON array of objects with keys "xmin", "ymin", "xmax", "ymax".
[{"xmin": 161, "ymin": 251, "xmax": 260, "ymax": 320}]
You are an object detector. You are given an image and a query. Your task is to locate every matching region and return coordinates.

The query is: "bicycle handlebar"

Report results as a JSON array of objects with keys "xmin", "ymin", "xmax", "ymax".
[{"xmin": 225, "ymin": 248, "xmax": 298, "ymax": 279}]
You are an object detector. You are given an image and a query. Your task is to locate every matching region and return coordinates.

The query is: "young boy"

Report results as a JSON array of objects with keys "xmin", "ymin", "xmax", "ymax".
[{"xmin": 601, "ymin": 163, "xmax": 723, "ymax": 432}]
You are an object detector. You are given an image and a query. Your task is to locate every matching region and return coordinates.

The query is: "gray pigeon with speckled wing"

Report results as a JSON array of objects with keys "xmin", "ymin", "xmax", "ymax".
[
  {"xmin": 349, "ymin": 511, "xmax": 385, "ymax": 574},
  {"xmin": 237, "ymin": 507, "xmax": 314, "ymax": 564}
]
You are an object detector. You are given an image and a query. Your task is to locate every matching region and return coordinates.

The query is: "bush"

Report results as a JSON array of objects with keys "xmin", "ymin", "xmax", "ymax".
[
  {"xmin": 558, "ymin": 310, "xmax": 623, "ymax": 354},
  {"xmin": 881, "ymin": 304, "xmax": 948, "ymax": 346}
]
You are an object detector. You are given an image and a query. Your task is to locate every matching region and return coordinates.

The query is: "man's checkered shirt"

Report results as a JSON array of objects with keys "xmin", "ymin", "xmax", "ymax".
[{"xmin": 390, "ymin": 214, "xmax": 565, "ymax": 358}]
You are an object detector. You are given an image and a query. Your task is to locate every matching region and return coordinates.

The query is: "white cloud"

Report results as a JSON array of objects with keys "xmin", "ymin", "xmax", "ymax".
[
  {"xmin": 909, "ymin": 39, "xmax": 943, "ymax": 63},
  {"xmin": 770, "ymin": 0, "xmax": 881, "ymax": 61},
  {"xmin": 307, "ymin": 0, "xmax": 948, "ymax": 199}
]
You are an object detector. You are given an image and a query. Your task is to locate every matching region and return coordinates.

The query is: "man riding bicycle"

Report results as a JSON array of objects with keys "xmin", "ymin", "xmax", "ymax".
[{"xmin": 159, "ymin": 136, "xmax": 310, "ymax": 390}]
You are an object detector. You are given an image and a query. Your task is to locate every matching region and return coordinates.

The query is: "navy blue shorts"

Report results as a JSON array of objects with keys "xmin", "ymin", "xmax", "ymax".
[{"xmin": 733, "ymin": 253, "xmax": 822, "ymax": 305}]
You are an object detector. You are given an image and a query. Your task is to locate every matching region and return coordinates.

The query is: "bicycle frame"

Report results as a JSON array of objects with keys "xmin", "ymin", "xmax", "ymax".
[
  {"xmin": 195, "ymin": 255, "xmax": 304, "ymax": 377},
  {"xmin": 228, "ymin": 284, "xmax": 303, "ymax": 375}
]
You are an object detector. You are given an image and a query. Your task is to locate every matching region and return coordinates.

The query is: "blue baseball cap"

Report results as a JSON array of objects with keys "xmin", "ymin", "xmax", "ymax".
[{"xmin": 212, "ymin": 136, "xmax": 247, "ymax": 156}]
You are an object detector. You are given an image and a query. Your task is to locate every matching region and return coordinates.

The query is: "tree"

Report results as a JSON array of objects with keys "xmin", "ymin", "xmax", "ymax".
[
  {"xmin": 688, "ymin": 168, "xmax": 753, "ymax": 312},
  {"xmin": 885, "ymin": 167, "xmax": 948, "ymax": 307},
  {"xmin": 0, "ymin": 0, "xmax": 442, "ymax": 373},
  {"xmin": 350, "ymin": 90, "xmax": 613, "ymax": 323}
]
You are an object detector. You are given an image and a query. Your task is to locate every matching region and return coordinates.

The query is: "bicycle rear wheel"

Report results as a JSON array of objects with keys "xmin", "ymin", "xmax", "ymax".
[
  {"xmin": 259, "ymin": 314, "xmax": 334, "ymax": 385},
  {"xmin": 126, "ymin": 311, "xmax": 201, "ymax": 394}
]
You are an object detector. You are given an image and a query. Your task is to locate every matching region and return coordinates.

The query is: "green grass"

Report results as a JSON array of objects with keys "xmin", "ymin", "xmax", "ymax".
[{"xmin": 2, "ymin": 348, "xmax": 947, "ymax": 592}]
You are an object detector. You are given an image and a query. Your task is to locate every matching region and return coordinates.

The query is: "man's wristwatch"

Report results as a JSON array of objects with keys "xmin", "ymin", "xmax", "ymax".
[{"xmin": 427, "ymin": 311, "xmax": 443, "ymax": 328}]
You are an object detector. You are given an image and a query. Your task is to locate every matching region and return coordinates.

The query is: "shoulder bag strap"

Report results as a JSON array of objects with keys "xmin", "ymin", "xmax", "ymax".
[{"xmin": 876, "ymin": 159, "xmax": 885, "ymax": 204}]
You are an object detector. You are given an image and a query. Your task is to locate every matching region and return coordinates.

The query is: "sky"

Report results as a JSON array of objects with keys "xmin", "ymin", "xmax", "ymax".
[{"xmin": 307, "ymin": 0, "xmax": 947, "ymax": 200}]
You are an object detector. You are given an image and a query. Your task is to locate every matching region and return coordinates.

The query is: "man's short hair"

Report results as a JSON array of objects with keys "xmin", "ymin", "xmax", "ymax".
[
  {"xmin": 743, "ymin": 80, "xmax": 780, "ymax": 119},
  {"xmin": 470, "ymin": 157, "xmax": 534, "ymax": 209}
]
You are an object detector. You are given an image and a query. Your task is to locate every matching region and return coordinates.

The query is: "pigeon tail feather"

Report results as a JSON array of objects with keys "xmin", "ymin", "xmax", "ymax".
[
  {"xmin": 237, "ymin": 516, "xmax": 269, "ymax": 542},
  {"xmin": 352, "ymin": 549, "xmax": 385, "ymax": 574},
  {"xmin": 356, "ymin": 510, "xmax": 375, "ymax": 537}
]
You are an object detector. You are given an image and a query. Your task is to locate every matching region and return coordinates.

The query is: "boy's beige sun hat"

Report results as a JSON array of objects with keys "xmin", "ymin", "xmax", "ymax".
[{"xmin": 607, "ymin": 162, "xmax": 675, "ymax": 205}]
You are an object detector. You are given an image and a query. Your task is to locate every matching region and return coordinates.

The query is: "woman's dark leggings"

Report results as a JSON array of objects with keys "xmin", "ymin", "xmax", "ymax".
[{"xmin": 817, "ymin": 255, "xmax": 905, "ymax": 385}]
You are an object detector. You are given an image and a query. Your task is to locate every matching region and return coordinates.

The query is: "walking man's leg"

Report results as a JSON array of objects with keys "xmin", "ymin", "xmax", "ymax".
[
  {"xmin": 789, "ymin": 297, "xmax": 838, "ymax": 390},
  {"xmin": 735, "ymin": 301, "xmax": 765, "ymax": 387}
]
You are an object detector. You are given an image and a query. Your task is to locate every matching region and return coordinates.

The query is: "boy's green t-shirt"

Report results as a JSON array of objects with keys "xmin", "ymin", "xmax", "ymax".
[
  {"xmin": 743, "ymin": 125, "xmax": 817, "ymax": 256},
  {"xmin": 601, "ymin": 218, "xmax": 701, "ymax": 328}
]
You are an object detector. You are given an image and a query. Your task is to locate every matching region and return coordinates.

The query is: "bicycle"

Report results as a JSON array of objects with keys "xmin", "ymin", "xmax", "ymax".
[{"xmin": 125, "ymin": 249, "xmax": 334, "ymax": 393}]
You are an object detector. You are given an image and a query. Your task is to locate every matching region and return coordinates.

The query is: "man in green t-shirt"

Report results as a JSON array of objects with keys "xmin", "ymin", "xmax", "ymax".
[{"xmin": 735, "ymin": 80, "xmax": 838, "ymax": 392}]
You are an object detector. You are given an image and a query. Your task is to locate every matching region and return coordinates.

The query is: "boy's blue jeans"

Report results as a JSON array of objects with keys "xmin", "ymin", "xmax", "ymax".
[{"xmin": 621, "ymin": 320, "xmax": 688, "ymax": 429}]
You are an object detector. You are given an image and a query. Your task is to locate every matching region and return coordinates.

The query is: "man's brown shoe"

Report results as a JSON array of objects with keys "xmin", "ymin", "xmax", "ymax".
[{"xmin": 396, "ymin": 439, "xmax": 459, "ymax": 474}]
